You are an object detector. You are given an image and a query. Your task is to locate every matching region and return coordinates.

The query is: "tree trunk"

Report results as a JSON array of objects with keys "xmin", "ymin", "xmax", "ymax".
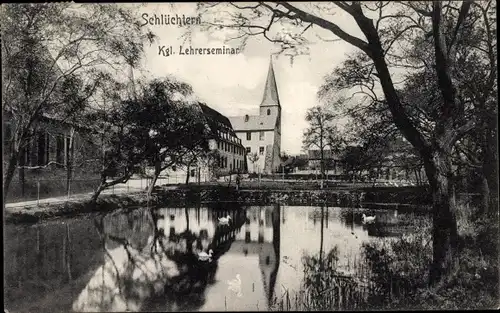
[
  {"xmin": 3, "ymin": 147, "xmax": 20, "ymax": 206},
  {"xmin": 319, "ymin": 205, "xmax": 324, "ymax": 268},
  {"xmin": 90, "ymin": 179, "xmax": 107, "ymax": 204},
  {"xmin": 185, "ymin": 163, "xmax": 191, "ymax": 185},
  {"xmin": 90, "ymin": 173, "xmax": 132, "ymax": 204},
  {"xmin": 66, "ymin": 128, "xmax": 75, "ymax": 198},
  {"xmin": 479, "ymin": 174, "xmax": 489, "ymax": 215},
  {"xmin": 482, "ymin": 126, "xmax": 498, "ymax": 216},
  {"xmin": 423, "ymin": 152, "xmax": 459, "ymax": 286},
  {"xmin": 147, "ymin": 160, "xmax": 161, "ymax": 202},
  {"xmin": 20, "ymin": 164, "xmax": 25, "ymax": 198}
]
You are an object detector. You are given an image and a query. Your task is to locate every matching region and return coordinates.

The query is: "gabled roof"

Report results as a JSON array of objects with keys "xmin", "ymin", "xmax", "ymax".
[
  {"xmin": 197, "ymin": 102, "xmax": 244, "ymax": 147},
  {"xmin": 198, "ymin": 102, "xmax": 232, "ymax": 128},
  {"xmin": 228, "ymin": 114, "xmax": 277, "ymax": 131}
]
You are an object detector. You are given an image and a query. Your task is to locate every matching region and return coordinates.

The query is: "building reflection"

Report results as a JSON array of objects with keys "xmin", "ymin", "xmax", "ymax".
[
  {"xmin": 223, "ymin": 205, "xmax": 281, "ymax": 307},
  {"xmin": 143, "ymin": 204, "xmax": 250, "ymax": 311}
]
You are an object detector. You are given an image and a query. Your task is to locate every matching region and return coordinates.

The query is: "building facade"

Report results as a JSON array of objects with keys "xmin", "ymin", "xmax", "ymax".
[
  {"xmin": 159, "ymin": 102, "xmax": 246, "ymax": 183},
  {"xmin": 307, "ymin": 149, "xmax": 345, "ymax": 175},
  {"xmin": 228, "ymin": 59, "xmax": 282, "ymax": 174},
  {"xmin": 3, "ymin": 110, "xmax": 102, "ymax": 202}
]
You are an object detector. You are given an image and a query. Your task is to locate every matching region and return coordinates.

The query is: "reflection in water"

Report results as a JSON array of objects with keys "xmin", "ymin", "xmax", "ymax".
[{"xmin": 4, "ymin": 204, "xmax": 419, "ymax": 312}]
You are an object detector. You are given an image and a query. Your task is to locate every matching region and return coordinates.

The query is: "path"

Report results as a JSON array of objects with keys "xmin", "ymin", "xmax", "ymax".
[{"xmin": 4, "ymin": 179, "xmax": 153, "ymax": 212}]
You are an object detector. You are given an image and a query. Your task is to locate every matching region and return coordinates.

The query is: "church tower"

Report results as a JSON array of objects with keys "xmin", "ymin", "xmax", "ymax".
[
  {"xmin": 227, "ymin": 56, "xmax": 283, "ymax": 174},
  {"xmin": 259, "ymin": 57, "xmax": 282, "ymax": 134},
  {"xmin": 260, "ymin": 57, "xmax": 282, "ymax": 173}
]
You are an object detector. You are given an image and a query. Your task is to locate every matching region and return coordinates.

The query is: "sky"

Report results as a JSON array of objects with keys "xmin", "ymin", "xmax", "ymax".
[{"xmin": 133, "ymin": 3, "xmax": 361, "ymax": 155}]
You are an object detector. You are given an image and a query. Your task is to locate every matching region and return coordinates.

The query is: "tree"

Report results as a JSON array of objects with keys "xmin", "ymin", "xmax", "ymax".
[
  {"xmin": 338, "ymin": 101, "xmax": 423, "ymax": 185},
  {"xmin": 248, "ymin": 152, "xmax": 260, "ymax": 173},
  {"xmin": 206, "ymin": 150, "xmax": 222, "ymax": 181},
  {"xmin": 123, "ymin": 78, "xmax": 210, "ymax": 200},
  {"xmin": 278, "ymin": 152, "xmax": 294, "ymax": 175},
  {"xmin": 88, "ymin": 99, "xmax": 151, "ymax": 203},
  {"xmin": 302, "ymin": 105, "xmax": 343, "ymax": 187},
  {"xmin": 193, "ymin": 1, "xmax": 496, "ymax": 285},
  {"xmin": 1, "ymin": 3, "xmax": 155, "ymax": 204},
  {"xmin": 293, "ymin": 156, "xmax": 309, "ymax": 170}
]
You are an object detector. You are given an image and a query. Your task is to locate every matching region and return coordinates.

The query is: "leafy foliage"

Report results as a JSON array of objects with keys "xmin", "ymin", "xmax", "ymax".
[
  {"xmin": 90, "ymin": 77, "xmax": 211, "ymax": 200},
  {"xmin": 2, "ymin": 3, "xmax": 155, "ymax": 199}
]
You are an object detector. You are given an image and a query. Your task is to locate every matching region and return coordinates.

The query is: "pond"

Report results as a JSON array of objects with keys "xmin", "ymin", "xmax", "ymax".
[{"xmin": 4, "ymin": 204, "xmax": 426, "ymax": 312}]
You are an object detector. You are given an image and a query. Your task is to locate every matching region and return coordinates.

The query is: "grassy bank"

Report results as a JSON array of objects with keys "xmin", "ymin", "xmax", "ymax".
[
  {"xmin": 269, "ymin": 203, "xmax": 499, "ymax": 311},
  {"xmin": 6, "ymin": 184, "xmax": 432, "ymax": 224}
]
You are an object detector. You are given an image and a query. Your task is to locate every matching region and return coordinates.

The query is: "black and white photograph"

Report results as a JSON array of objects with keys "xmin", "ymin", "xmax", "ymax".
[{"xmin": 2, "ymin": 1, "xmax": 498, "ymax": 311}]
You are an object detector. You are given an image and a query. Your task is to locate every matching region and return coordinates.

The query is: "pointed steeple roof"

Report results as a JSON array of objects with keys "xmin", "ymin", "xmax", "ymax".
[{"xmin": 260, "ymin": 57, "xmax": 280, "ymax": 107}]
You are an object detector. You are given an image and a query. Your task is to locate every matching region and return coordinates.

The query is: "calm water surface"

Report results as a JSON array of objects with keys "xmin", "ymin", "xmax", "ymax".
[{"xmin": 4, "ymin": 204, "xmax": 420, "ymax": 312}]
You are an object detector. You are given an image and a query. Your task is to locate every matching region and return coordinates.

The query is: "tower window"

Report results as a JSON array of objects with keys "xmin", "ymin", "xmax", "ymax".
[
  {"xmin": 259, "ymin": 131, "xmax": 264, "ymax": 141},
  {"xmin": 259, "ymin": 147, "xmax": 264, "ymax": 155},
  {"xmin": 267, "ymin": 109, "xmax": 271, "ymax": 115},
  {"xmin": 246, "ymin": 132, "xmax": 251, "ymax": 141},
  {"xmin": 244, "ymin": 114, "xmax": 249, "ymax": 122}
]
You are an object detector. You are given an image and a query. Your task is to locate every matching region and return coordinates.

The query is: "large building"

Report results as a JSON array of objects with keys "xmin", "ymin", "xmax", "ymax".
[
  {"xmin": 307, "ymin": 149, "xmax": 344, "ymax": 175},
  {"xmin": 158, "ymin": 102, "xmax": 246, "ymax": 183},
  {"xmin": 228, "ymin": 58, "xmax": 282, "ymax": 174},
  {"xmin": 3, "ymin": 110, "xmax": 102, "ymax": 202},
  {"xmin": 198, "ymin": 102, "xmax": 247, "ymax": 177}
]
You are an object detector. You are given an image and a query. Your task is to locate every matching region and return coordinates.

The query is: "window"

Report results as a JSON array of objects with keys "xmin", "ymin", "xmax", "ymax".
[
  {"xmin": 190, "ymin": 169, "xmax": 196, "ymax": 177},
  {"xmin": 267, "ymin": 108, "xmax": 271, "ymax": 115},
  {"xmin": 246, "ymin": 147, "xmax": 251, "ymax": 154},
  {"xmin": 56, "ymin": 135, "xmax": 64, "ymax": 165},
  {"xmin": 259, "ymin": 147, "xmax": 264, "ymax": 155},
  {"xmin": 244, "ymin": 114, "xmax": 249, "ymax": 122},
  {"xmin": 217, "ymin": 141, "xmax": 220, "ymax": 149},
  {"xmin": 37, "ymin": 132, "xmax": 47, "ymax": 166},
  {"xmin": 46, "ymin": 134, "xmax": 50, "ymax": 165},
  {"xmin": 65, "ymin": 136, "xmax": 71, "ymax": 164},
  {"xmin": 246, "ymin": 132, "xmax": 251, "ymax": 141},
  {"xmin": 259, "ymin": 131, "xmax": 264, "ymax": 141},
  {"xmin": 21, "ymin": 141, "xmax": 31, "ymax": 165}
]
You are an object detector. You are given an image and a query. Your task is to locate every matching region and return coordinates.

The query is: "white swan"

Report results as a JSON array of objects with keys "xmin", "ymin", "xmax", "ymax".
[
  {"xmin": 198, "ymin": 249, "xmax": 213, "ymax": 262},
  {"xmin": 227, "ymin": 274, "xmax": 242, "ymax": 297},
  {"xmin": 278, "ymin": 194, "xmax": 289, "ymax": 202},
  {"xmin": 218, "ymin": 215, "xmax": 231, "ymax": 226},
  {"xmin": 282, "ymin": 256, "xmax": 297, "ymax": 270},
  {"xmin": 362, "ymin": 213, "xmax": 376, "ymax": 224}
]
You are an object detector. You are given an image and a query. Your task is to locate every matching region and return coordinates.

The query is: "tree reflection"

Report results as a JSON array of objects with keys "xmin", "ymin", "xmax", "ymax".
[
  {"xmin": 145, "ymin": 203, "xmax": 248, "ymax": 311},
  {"xmin": 271, "ymin": 205, "xmax": 367, "ymax": 311},
  {"xmin": 297, "ymin": 246, "xmax": 365, "ymax": 311},
  {"xmin": 72, "ymin": 208, "xmax": 179, "ymax": 312}
]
